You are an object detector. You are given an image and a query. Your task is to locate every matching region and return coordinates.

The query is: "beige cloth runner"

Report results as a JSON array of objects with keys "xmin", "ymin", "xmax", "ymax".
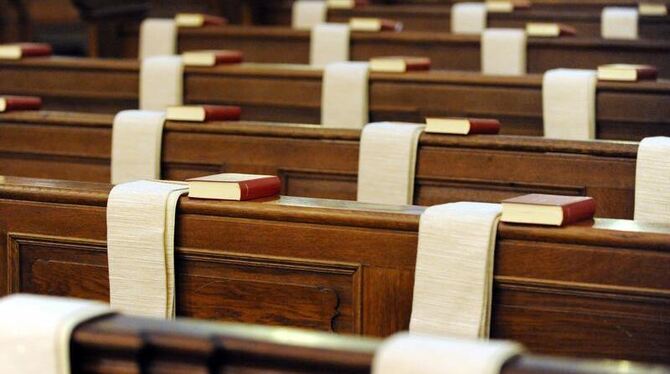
[
  {"xmin": 635, "ymin": 137, "xmax": 670, "ymax": 224},
  {"xmin": 373, "ymin": 333, "xmax": 524, "ymax": 374},
  {"xmin": 111, "ymin": 110, "xmax": 166, "ymax": 184},
  {"xmin": 357, "ymin": 122, "xmax": 425, "ymax": 205},
  {"xmin": 602, "ymin": 7, "xmax": 639, "ymax": 39},
  {"xmin": 451, "ymin": 3, "xmax": 487, "ymax": 34},
  {"xmin": 310, "ymin": 23, "xmax": 351, "ymax": 66},
  {"xmin": 542, "ymin": 69, "xmax": 597, "ymax": 140},
  {"xmin": 322, "ymin": 62, "xmax": 369, "ymax": 128},
  {"xmin": 481, "ymin": 28, "xmax": 527, "ymax": 76},
  {"xmin": 107, "ymin": 180, "xmax": 189, "ymax": 319},
  {"xmin": 292, "ymin": 0, "xmax": 328, "ymax": 30},
  {"xmin": 0, "ymin": 294, "xmax": 112, "ymax": 374},
  {"xmin": 140, "ymin": 55, "xmax": 184, "ymax": 111},
  {"xmin": 139, "ymin": 18, "xmax": 177, "ymax": 60},
  {"xmin": 410, "ymin": 202, "xmax": 502, "ymax": 338}
]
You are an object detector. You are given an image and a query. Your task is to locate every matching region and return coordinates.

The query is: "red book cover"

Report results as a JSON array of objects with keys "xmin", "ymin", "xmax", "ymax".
[
  {"xmin": 0, "ymin": 95, "xmax": 42, "ymax": 112},
  {"xmin": 16, "ymin": 43, "xmax": 52, "ymax": 58},
  {"xmin": 201, "ymin": 14, "xmax": 227, "ymax": 26},
  {"xmin": 634, "ymin": 65, "xmax": 659, "ymax": 80},
  {"xmin": 212, "ymin": 50, "xmax": 244, "ymax": 65},
  {"xmin": 502, "ymin": 194, "xmax": 596, "ymax": 225},
  {"xmin": 379, "ymin": 19, "xmax": 403, "ymax": 31},
  {"xmin": 468, "ymin": 118, "xmax": 501, "ymax": 135},
  {"xmin": 403, "ymin": 57, "xmax": 431, "ymax": 71},
  {"xmin": 561, "ymin": 197, "xmax": 596, "ymax": 225},
  {"xmin": 557, "ymin": 24, "xmax": 577, "ymax": 37},
  {"xmin": 238, "ymin": 176, "xmax": 281, "ymax": 201},
  {"xmin": 203, "ymin": 105, "xmax": 242, "ymax": 121}
]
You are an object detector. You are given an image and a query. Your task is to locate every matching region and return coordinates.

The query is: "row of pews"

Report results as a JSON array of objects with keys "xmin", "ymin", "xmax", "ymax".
[
  {"xmin": 0, "ymin": 59, "xmax": 668, "ymax": 140},
  {"xmin": 0, "ymin": 0, "xmax": 668, "ymax": 371}
]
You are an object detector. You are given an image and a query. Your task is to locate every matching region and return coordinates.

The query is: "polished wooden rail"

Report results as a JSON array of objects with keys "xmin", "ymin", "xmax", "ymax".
[
  {"xmin": 93, "ymin": 24, "xmax": 670, "ymax": 78},
  {"xmin": 70, "ymin": 313, "xmax": 670, "ymax": 373},
  {"xmin": 0, "ymin": 58, "xmax": 668, "ymax": 140},
  {"xmin": 0, "ymin": 111, "xmax": 639, "ymax": 219},
  {"xmin": 0, "ymin": 176, "xmax": 668, "ymax": 362}
]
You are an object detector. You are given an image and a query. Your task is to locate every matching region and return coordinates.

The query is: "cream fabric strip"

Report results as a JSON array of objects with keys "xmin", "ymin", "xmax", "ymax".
[
  {"xmin": 322, "ymin": 62, "xmax": 369, "ymax": 129},
  {"xmin": 602, "ymin": 7, "xmax": 639, "ymax": 40},
  {"xmin": 140, "ymin": 55, "xmax": 184, "ymax": 111},
  {"xmin": 139, "ymin": 18, "xmax": 178, "ymax": 60},
  {"xmin": 542, "ymin": 69, "xmax": 597, "ymax": 140},
  {"xmin": 357, "ymin": 122, "xmax": 425, "ymax": 205},
  {"xmin": 107, "ymin": 180, "xmax": 189, "ymax": 319},
  {"xmin": 292, "ymin": 0, "xmax": 328, "ymax": 30},
  {"xmin": 410, "ymin": 202, "xmax": 502, "ymax": 338},
  {"xmin": 635, "ymin": 137, "xmax": 670, "ymax": 224},
  {"xmin": 0, "ymin": 294, "xmax": 112, "ymax": 374},
  {"xmin": 451, "ymin": 3, "xmax": 487, "ymax": 35},
  {"xmin": 310, "ymin": 23, "xmax": 351, "ymax": 66},
  {"xmin": 372, "ymin": 333, "xmax": 524, "ymax": 374},
  {"xmin": 111, "ymin": 110, "xmax": 166, "ymax": 185},
  {"xmin": 481, "ymin": 28, "xmax": 527, "ymax": 76}
]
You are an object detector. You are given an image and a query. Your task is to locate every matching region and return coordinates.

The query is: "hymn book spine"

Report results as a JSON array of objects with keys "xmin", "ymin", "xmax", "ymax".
[
  {"xmin": 212, "ymin": 51, "xmax": 244, "ymax": 64},
  {"xmin": 203, "ymin": 105, "xmax": 242, "ymax": 121},
  {"xmin": 238, "ymin": 177, "xmax": 281, "ymax": 201},
  {"xmin": 468, "ymin": 119, "xmax": 501, "ymax": 134},
  {"xmin": 560, "ymin": 199, "xmax": 597, "ymax": 225},
  {"xmin": 0, "ymin": 96, "xmax": 42, "ymax": 112},
  {"xmin": 19, "ymin": 43, "xmax": 53, "ymax": 57}
]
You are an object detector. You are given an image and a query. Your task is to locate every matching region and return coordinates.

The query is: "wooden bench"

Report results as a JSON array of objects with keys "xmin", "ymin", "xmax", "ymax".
[
  {"xmin": 91, "ymin": 24, "xmax": 670, "ymax": 78},
  {"xmin": 70, "ymin": 313, "xmax": 670, "ymax": 373},
  {"xmin": 1, "ymin": 176, "xmax": 668, "ymax": 362},
  {"xmin": 0, "ymin": 110, "xmax": 639, "ymax": 219},
  {"xmin": 259, "ymin": 3, "xmax": 670, "ymax": 39},
  {"xmin": 1, "ymin": 58, "xmax": 668, "ymax": 140}
]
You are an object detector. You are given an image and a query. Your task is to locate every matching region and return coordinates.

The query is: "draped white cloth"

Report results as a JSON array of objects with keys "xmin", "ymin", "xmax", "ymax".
[
  {"xmin": 139, "ymin": 18, "xmax": 178, "ymax": 60},
  {"xmin": 410, "ymin": 202, "xmax": 502, "ymax": 338},
  {"xmin": 0, "ymin": 294, "xmax": 112, "ymax": 374},
  {"xmin": 357, "ymin": 122, "xmax": 425, "ymax": 205},
  {"xmin": 372, "ymin": 333, "xmax": 524, "ymax": 374},
  {"xmin": 602, "ymin": 7, "xmax": 639, "ymax": 40},
  {"xmin": 322, "ymin": 62, "xmax": 369, "ymax": 128},
  {"xmin": 635, "ymin": 137, "xmax": 670, "ymax": 224},
  {"xmin": 140, "ymin": 55, "xmax": 184, "ymax": 111},
  {"xmin": 481, "ymin": 28, "xmax": 527, "ymax": 76},
  {"xmin": 107, "ymin": 180, "xmax": 189, "ymax": 319},
  {"xmin": 451, "ymin": 3, "xmax": 487, "ymax": 35},
  {"xmin": 542, "ymin": 69, "xmax": 597, "ymax": 140},
  {"xmin": 111, "ymin": 110, "xmax": 166, "ymax": 184},
  {"xmin": 310, "ymin": 23, "xmax": 351, "ymax": 66},
  {"xmin": 292, "ymin": 0, "xmax": 328, "ymax": 30}
]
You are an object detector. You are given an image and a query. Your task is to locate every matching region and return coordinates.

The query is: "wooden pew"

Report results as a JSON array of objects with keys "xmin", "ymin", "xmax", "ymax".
[
  {"xmin": 1, "ymin": 58, "xmax": 668, "ymax": 141},
  {"xmin": 93, "ymin": 24, "xmax": 670, "ymax": 78},
  {"xmin": 260, "ymin": 3, "xmax": 670, "ymax": 39},
  {"xmin": 70, "ymin": 313, "xmax": 670, "ymax": 373},
  {"xmin": 1, "ymin": 176, "xmax": 668, "ymax": 363},
  {"xmin": 0, "ymin": 111, "xmax": 638, "ymax": 219}
]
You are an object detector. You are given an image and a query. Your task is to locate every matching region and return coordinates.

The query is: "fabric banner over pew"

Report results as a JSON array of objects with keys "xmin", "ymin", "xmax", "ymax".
[
  {"xmin": 357, "ymin": 122, "xmax": 425, "ymax": 205},
  {"xmin": 602, "ymin": 7, "xmax": 639, "ymax": 39},
  {"xmin": 322, "ymin": 62, "xmax": 369, "ymax": 129},
  {"xmin": 481, "ymin": 29, "xmax": 527, "ymax": 76},
  {"xmin": 139, "ymin": 18, "xmax": 178, "ymax": 59},
  {"xmin": 107, "ymin": 180, "xmax": 189, "ymax": 319},
  {"xmin": 111, "ymin": 110, "xmax": 166, "ymax": 184},
  {"xmin": 451, "ymin": 2, "xmax": 487, "ymax": 35},
  {"xmin": 140, "ymin": 55, "xmax": 184, "ymax": 111},
  {"xmin": 373, "ymin": 333, "xmax": 524, "ymax": 374},
  {"xmin": 542, "ymin": 69, "xmax": 597, "ymax": 141},
  {"xmin": 410, "ymin": 202, "xmax": 502, "ymax": 338},
  {"xmin": 311, "ymin": 23, "xmax": 351, "ymax": 66},
  {"xmin": 635, "ymin": 137, "xmax": 670, "ymax": 224},
  {"xmin": 0, "ymin": 294, "xmax": 112, "ymax": 374},
  {"xmin": 292, "ymin": 0, "xmax": 328, "ymax": 30}
]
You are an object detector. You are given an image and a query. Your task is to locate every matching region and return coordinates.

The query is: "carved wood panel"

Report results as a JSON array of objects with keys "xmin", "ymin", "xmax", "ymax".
[{"xmin": 6, "ymin": 233, "xmax": 362, "ymax": 333}]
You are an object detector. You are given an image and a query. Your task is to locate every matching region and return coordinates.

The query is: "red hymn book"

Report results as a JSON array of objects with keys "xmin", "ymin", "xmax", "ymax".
[
  {"xmin": 0, "ymin": 96, "xmax": 42, "ymax": 112},
  {"xmin": 187, "ymin": 173, "xmax": 281, "ymax": 201},
  {"xmin": 501, "ymin": 194, "xmax": 596, "ymax": 226}
]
